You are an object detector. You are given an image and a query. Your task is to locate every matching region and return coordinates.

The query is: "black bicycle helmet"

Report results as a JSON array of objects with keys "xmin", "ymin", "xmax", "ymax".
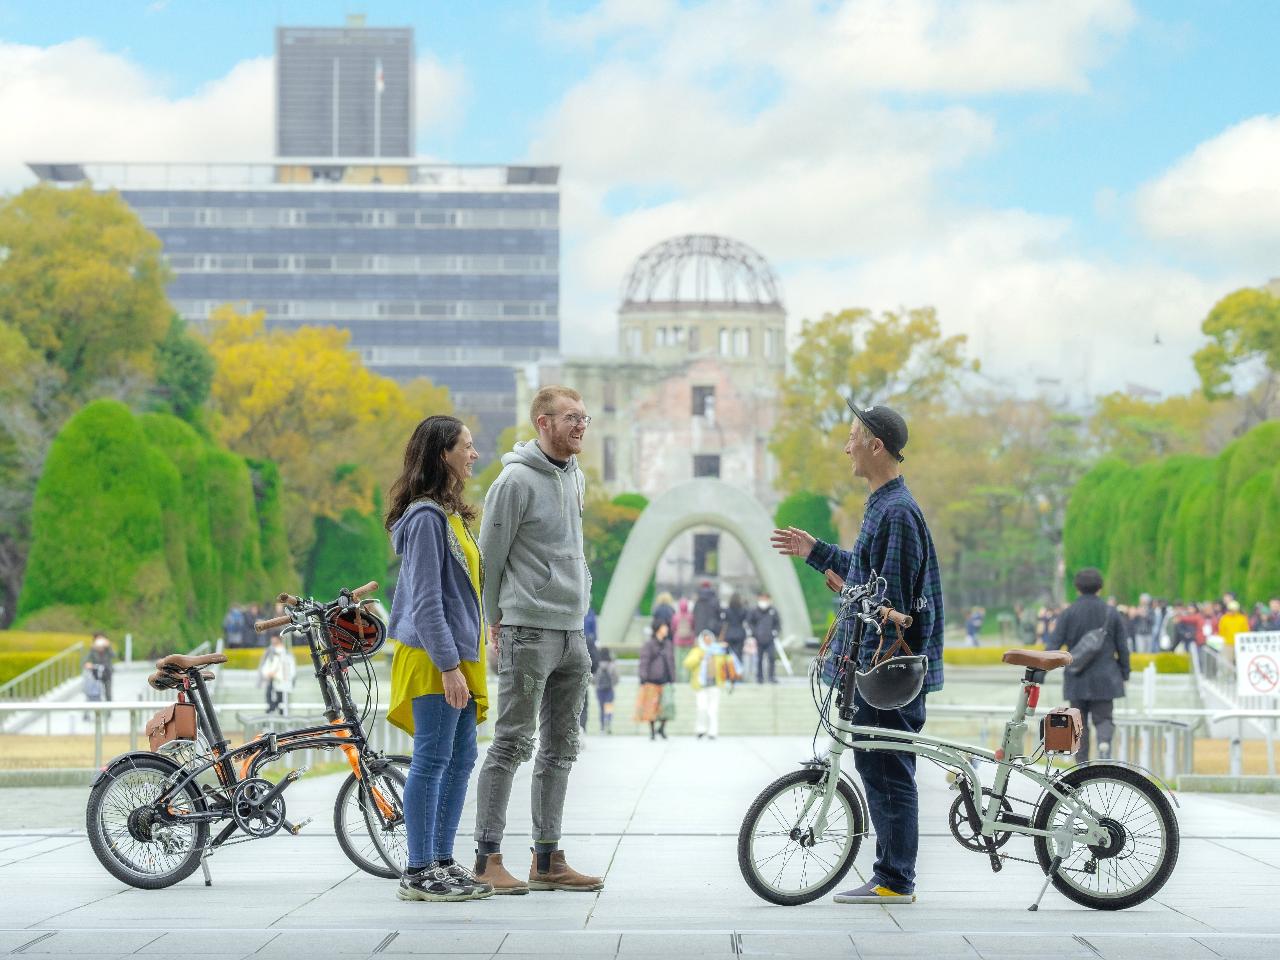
[
  {"xmin": 854, "ymin": 654, "xmax": 928, "ymax": 709},
  {"xmin": 325, "ymin": 600, "xmax": 387, "ymax": 661}
]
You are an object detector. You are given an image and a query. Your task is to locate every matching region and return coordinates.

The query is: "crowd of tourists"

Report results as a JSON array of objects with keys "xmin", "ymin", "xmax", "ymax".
[{"xmin": 1028, "ymin": 593, "xmax": 1279, "ymax": 655}]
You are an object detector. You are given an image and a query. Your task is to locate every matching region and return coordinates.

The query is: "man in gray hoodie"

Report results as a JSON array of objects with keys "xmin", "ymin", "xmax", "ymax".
[{"xmin": 473, "ymin": 385, "xmax": 604, "ymax": 894}]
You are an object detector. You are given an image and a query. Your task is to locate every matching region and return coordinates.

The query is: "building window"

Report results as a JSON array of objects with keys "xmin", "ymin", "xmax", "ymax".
[
  {"xmin": 734, "ymin": 328, "xmax": 750, "ymax": 357},
  {"xmin": 626, "ymin": 328, "xmax": 642, "ymax": 355},
  {"xmin": 602, "ymin": 381, "xmax": 617, "ymax": 413},
  {"xmin": 719, "ymin": 328, "xmax": 731, "ymax": 356},
  {"xmin": 689, "ymin": 326, "xmax": 700, "ymax": 352},
  {"xmin": 764, "ymin": 327, "xmax": 781, "ymax": 359},
  {"xmin": 692, "ymin": 385, "xmax": 716, "ymax": 417},
  {"xmin": 694, "ymin": 533, "xmax": 720, "ymax": 576},
  {"xmin": 604, "ymin": 436, "xmax": 617, "ymax": 483},
  {"xmin": 693, "ymin": 454, "xmax": 721, "ymax": 478}
]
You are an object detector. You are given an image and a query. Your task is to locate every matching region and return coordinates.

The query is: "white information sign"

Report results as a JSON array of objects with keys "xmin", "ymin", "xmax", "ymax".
[{"xmin": 1236, "ymin": 632, "xmax": 1280, "ymax": 699}]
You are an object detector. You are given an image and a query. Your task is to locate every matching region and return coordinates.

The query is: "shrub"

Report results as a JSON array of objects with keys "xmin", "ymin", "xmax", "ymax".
[
  {"xmin": 0, "ymin": 651, "xmax": 51, "ymax": 686},
  {"xmin": 775, "ymin": 491, "xmax": 840, "ymax": 629}
]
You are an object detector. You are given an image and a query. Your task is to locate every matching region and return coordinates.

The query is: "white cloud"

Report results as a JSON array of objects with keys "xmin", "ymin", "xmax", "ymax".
[
  {"xmin": 1136, "ymin": 114, "xmax": 1280, "ymax": 270},
  {"xmin": 535, "ymin": 0, "xmax": 1224, "ymax": 396},
  {"xmin": 0, "ymin": 40, "xmax": 466, "ymax": 192}
]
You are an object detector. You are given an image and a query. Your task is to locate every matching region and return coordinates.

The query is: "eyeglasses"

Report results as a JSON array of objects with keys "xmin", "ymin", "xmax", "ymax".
[{"xmin": 561, "ymin": 414, "xmax": 592, "ymax": 428}]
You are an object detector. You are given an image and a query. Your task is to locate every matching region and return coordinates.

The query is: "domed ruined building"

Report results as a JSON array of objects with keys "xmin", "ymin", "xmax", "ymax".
[{"xmin": 519, "ymin": 234, "xmax": 787, "ymax": 594}]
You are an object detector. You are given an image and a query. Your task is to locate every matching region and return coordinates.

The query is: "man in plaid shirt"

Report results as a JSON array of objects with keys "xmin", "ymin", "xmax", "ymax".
[{"xmin": 771, "ymin": 401, "xmax": 944, "ymax": 906}]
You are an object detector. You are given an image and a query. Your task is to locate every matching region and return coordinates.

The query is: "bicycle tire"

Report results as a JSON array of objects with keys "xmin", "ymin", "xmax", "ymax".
[
  {"xmin": 333, "ymin": 755, "xmax": 409, "ymax": 879},
  {"xmin": 1032, "ymin": 763, "xmax": 1179, "ymax": 910},
  {"xmin": 738, "ymin": 767, "xmax": 864, "ymax": 906},
  {"xmin": 86, "ymin": 754, "xmax": 209, "ymax": 890}
]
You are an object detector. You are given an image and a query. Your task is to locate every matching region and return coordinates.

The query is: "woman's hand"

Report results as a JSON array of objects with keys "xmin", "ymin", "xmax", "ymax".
[
  {"xmin": 770, "ymin": 526, "xmax": 816, "ymax": 559},
  {"xmin": 442, "ymin": 667, "xmax": 471, "ymax": 710}
]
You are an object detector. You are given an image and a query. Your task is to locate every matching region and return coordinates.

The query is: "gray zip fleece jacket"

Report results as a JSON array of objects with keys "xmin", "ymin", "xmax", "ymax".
[{"xmin": 479, "ymin": 440, "xmax": 590, "ymax": 631}]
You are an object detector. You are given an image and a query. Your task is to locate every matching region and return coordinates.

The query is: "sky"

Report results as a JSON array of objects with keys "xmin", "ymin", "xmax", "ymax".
[{"xmin": 2, "ymin": 0, "xmax": 1278, "ymax": 399}]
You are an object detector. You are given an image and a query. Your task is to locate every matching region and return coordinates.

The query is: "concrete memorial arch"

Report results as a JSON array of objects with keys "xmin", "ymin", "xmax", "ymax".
[{"xmin": 597, "ymin": 478, "xmax": 812, "ymax": 650}]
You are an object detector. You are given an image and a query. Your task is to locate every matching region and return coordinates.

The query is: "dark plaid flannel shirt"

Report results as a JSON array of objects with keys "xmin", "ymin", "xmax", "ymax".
[{"xmin": 806, "ymin": 476, "xmax": 945, "ymax": 693}]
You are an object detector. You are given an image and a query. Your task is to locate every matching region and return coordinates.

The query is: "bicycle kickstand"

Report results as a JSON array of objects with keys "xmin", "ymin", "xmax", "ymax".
[
  {"xmin": 1028, "ymin": 855, "xmax": 1061, "ymax": 911},
  {"xmin": 200, "ymin": 849, "xmax": 213, "ymax": 887}
]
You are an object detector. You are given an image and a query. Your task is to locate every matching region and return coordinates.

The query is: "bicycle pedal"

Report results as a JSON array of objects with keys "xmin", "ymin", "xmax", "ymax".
[{"xmin": 284, "ymin": 817, "xmax": 312, "ymax": 836}]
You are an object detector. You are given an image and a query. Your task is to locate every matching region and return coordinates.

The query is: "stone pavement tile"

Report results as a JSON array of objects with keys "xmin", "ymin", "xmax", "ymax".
[
  {"xmin": 1079, "ymin": 935, "xmax": 1218, "ymax": 959},
  {"xmin": 738, "ymin": 932, "xmax": 855, "ymax": 956},
  {"xmin": 849, "ymin": 933, "xmax": 979, "ymax": 957},
  {"xmin": 382, "ymin": 931, "xmax": 506, "ymax": 954},
  {"xmin": 0, "ymin": 930, "xmax": 49, "ymax": 952},
  {"xmin": 963, "ymin": 934, "xmax": 1096, "ymax": 958},
  {"xmin": 136, "ymin": 930, "xmax": 282, "ymax": 953},
  {"xmin": 499, "ymin": 932, "xmax": 620, "ymax": 954},
  {"xmin": 255, "ymin": 930, "xmax": 394, "ymax": 956},
  {"xmin": 19, "ymin": 930, "xmax": 165, "ymax": 953},
  {"xmin": 1193, "ymin": 935, "xmax": 1280, "ymax": 958},
  {"xmin": 618, "ymin": 933, "xmax": 737, "ymax": 955}
]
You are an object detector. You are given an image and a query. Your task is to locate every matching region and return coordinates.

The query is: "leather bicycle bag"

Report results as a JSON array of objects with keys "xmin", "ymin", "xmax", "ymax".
[
  {"xmin": 146, "ymin": 701, "xmax": 197, "ymax": 751},
  {"xmin": 1040, "ymin": 706, "xmax": 1083, "ymax": 754}
]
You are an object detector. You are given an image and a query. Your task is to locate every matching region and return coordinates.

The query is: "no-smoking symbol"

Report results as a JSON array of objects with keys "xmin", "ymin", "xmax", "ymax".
[{"xmin": 1247, "ymin": 655, "xmax": 1279, "ymax": 694}]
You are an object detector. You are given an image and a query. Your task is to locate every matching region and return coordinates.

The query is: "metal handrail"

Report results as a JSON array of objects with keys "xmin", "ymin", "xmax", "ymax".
[{"xmin": 0, "ymin": 642, "xmax": 86, "ymax": 701}]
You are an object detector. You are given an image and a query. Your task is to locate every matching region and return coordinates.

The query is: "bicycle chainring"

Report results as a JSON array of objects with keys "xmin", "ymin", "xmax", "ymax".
[
  {"xmin": 948, "ymin": 788, "xmax": 1014, "ymax": 852},
  {"xmin": 231, "ymin": 777, "xmax": 286, "ymax": 839}
]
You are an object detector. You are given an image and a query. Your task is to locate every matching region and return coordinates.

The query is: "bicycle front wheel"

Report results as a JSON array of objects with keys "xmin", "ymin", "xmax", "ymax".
[
  {"xmin": 738, "ymin": 767, "xmax": 864, "ymax": 905},
  {"xmin": 333, "ymin": 755, "xmax": 409, "ymax": 879},
  {"xmin": 1032, "ymin": 763, "xmax": 1179, "ymax": 910}
]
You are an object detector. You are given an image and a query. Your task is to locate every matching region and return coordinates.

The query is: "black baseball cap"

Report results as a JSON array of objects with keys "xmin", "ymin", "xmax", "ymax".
[{"xmin": 846, "ymin": 400, "xmax": 908, "ymax": 463}]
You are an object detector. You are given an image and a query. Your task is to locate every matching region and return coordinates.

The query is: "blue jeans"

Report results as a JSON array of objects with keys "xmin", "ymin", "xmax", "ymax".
[
  {"xmin": 404, "ymin": 694, "xmax": 478, "ymax": 867},
  {"xmin": 850, "ymin": 688, "xmax": 927, "ymax": 895}
]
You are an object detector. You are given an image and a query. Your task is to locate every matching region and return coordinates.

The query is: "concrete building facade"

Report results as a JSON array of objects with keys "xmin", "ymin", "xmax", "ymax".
[{"xmin": 519, "ymin": 234, "xmax": 786, "ymax": 596}]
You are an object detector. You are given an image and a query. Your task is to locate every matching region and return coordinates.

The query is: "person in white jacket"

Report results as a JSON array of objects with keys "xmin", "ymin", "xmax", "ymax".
[
  {"xmin": 258, "ymin": 633, "xmax": 295, "ymax": 714},
  {"xmin": 684, "ymin": 629, "xmax": 741, "ymax": 740}
]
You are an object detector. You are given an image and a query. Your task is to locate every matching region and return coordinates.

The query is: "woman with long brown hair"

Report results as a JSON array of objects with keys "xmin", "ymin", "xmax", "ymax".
[{"xmin": 384, "ymin": 415, "xmax": 491, "ymax": 903}]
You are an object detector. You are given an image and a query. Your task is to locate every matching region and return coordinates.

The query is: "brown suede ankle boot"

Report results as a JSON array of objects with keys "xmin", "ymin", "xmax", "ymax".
[
  {"xmin": 528, "ymin": 850, "xmax": 605, "ymax": 892},
  {"xmin": 474, "ymin": 852, "xmax": 529, "ymax": 895}
]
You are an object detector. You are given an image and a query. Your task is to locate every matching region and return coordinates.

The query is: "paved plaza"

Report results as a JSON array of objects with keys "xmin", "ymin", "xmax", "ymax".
[{"xmin": 2, "ymin": 734, "xmax": 1279, "ymax": 959}]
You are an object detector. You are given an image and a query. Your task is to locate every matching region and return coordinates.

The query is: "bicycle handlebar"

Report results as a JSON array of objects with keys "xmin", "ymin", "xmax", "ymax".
[
  {"xmin": 877, "ymin": 607, "xmax": 913, "ymax": 629},
  {"xmin": 254, "ymin": 614, "xmax": 292, "ymax": 634},
  {"xmin": 350, "ymin": 581, "xmax": 378, "ymax": 600},
  {"xmin": 277, "ymin": 592, "xmax": 301, "ymax": 606}
]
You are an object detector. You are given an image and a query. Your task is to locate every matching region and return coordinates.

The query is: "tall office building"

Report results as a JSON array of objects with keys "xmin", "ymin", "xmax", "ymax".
[
  {"xmin": 277, "ymin": 17, "xmax": 414, "ymax": 158},
  {"xmin": 29, "ymin": 159, "xmax": 560, "ymax": 449}
]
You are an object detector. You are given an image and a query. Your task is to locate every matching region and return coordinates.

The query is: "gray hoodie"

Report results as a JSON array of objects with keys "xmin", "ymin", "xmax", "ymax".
[{"xmin": 479, "ymin": 440, "xmax": 590, "ymax": 631}]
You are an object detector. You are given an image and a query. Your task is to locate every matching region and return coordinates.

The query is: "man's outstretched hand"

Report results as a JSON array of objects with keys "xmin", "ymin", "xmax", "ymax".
[{"xmin": 770, "ymin": 526, "xmax": 816, "ymax": 560}]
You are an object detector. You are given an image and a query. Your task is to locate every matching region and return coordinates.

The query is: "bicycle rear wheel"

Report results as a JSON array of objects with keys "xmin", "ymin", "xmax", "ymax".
[
  {"xmin": 86, "ymin": 754, "xmax": 209, "ymax": 889},
  {"xmin": 738, "ymin": 766, "xmax": 864, "ymax": 905},
  {"xmin": 1032, "ymin": 763, "xmax": 1179, "ymax": 910},
  {"xmin": 333, "ymin": 755, "xmax": 409, "ymax": 879}
]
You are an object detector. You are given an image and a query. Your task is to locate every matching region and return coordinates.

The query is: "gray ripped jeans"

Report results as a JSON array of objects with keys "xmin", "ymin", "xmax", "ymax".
[{"xmin": 474, "ymin": 625, "xmax": 591, "ymax": 847}]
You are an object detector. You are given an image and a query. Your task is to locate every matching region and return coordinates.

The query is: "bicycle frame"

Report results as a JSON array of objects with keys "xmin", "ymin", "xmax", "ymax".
[
  {"xmin": 151, "ymin": 609, "xmax": 396, "ymax": 833},
  {"xmin": 801, "ymin": 668, "xmax": 1112, "ymax": 855}
]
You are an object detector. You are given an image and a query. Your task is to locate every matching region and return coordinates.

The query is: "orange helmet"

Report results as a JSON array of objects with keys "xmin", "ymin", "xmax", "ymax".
[{"xmin": 325, "ymin": 600, "xmax": 386, "ymax": 661}]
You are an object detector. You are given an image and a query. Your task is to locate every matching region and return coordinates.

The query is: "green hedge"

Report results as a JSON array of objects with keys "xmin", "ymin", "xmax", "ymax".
[
  {"xmin": 1064, "ymin": 421, "xmax": 1280, "ymax": 602},
  {"xmin": 16, "ymin": 400, "xmax": 294, "ymax": 649},
  {"xmin": 775, "ymin": 491, "xmax": 840, "ymax": 630},
  {"xmin": 0, "ymin": 651, "xmax": 52, "ymax": 685},
  {"xmin": 304, "ymin": 466, "xmax": 390, "ymax": 601},
  {"xmin": 941, "ymin": 645, "xmax": 1190, "ymax": 673}
]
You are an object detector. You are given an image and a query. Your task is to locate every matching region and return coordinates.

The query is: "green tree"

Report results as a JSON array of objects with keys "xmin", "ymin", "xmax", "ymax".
[
  {"xmin": 775, "ymin": 491, "xmax": 839, "ymax": 631},
  {"xmin": 771, "ymin": 306, "xmax": 977, "ymax": 521},
  {"xmin": 152, "ymin": 315, "xmax": 215, "ymax": 426},
  {"xmin": 1090, "ymin": 391, "xmax": 1218, "ymax": 463},
  {"xmin": 1194, "ymin": 287, "xmax": 1280, "ymax": 430},
  {"xmin": 583, "ymin": 493, "xmax": 654, "ymax": 615},
  {"xmin": 0, "ymin": 184, "xmax": 171, "ymax": 394},
  {"xmin": 305, "ymin": 466, "xmax": 391, "ymax": 600}
]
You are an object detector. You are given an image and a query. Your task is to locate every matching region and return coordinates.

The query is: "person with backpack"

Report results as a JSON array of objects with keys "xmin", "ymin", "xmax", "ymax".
[
  {"xmin": 683, "ymin": 629, "xmax": 741, "ymax": 740},
  {"xmin": 1049, "ymin": 567, "xmax": 1130, "ymax": 762},
  {"xmin": 593, "ymin": 647, "xmax": 619, "ymax": 734}
]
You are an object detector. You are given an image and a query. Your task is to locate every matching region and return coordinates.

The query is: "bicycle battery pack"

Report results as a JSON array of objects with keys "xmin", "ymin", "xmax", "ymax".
[
  {"xmin": 1040, "ymin": 706, "xmax": 1083, "ymax": 755},
  {"xmin": 147, "ymin": 701, "xmax": 197, "ymax": 752}
]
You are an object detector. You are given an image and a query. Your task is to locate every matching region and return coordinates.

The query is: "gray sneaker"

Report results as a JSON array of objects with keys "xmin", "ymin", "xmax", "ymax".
[
  {"xmin": 397, "ymin": 865, "xmax": 471, "ymax": 902},
  {"xmin": 443, "ymin": 861, "xmax": 494, "ymax": 899},
  {"xmin": 833, "ymin": 879, "xmax": 916, "ymax": 904}
]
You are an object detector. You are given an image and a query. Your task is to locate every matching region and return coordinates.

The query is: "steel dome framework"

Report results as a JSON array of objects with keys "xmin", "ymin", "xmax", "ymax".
[{"xmin": 621, "ymin": 234, "xmax": 782, "ymax": 308}]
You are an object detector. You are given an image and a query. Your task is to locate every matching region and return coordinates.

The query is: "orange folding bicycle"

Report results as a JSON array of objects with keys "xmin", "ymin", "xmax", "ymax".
[{"xmin": 86, "ymin": 583, "xmax": 410, "ymax": 889}]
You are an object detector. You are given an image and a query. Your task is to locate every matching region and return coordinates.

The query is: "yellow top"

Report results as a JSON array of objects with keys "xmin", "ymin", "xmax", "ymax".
[
  {"xmin": 387, "ymin": 512, "xmax": 488, "ymax": 733},
  {"xmin": 1218, "ymin": 612, "xmax": 1251, "ymax": 648}
]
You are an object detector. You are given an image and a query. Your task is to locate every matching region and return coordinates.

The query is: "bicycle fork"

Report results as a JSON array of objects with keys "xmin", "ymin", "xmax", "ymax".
[{"xmin": 796, "ymin": 735, "xmax": 855, "ymax": 843}]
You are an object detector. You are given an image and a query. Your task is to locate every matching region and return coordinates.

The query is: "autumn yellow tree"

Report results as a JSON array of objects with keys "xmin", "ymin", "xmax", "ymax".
[{"xmin": 204, "ymin": 306, "xmax": 451, "ymax": 562}]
